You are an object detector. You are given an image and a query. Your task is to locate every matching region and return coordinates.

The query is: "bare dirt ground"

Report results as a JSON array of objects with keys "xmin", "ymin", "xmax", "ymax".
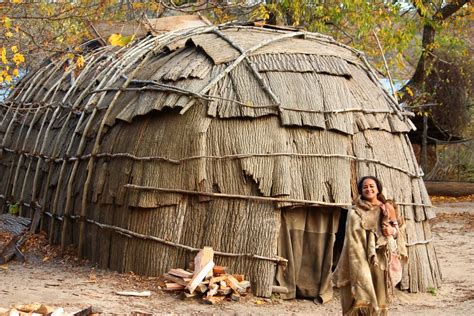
[{"xmin": 1, "ymin": 196, "xmax": 473, "ymax": 315}]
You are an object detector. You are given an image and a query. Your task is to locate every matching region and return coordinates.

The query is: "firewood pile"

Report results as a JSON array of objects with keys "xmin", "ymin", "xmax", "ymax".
[
  {"xmin": 160, "ymin": 247, "xmax": 251, "ymax": 304},
  {"xmin": 0, "ymin": 214, "xmax": 30, "ymax": 264}
]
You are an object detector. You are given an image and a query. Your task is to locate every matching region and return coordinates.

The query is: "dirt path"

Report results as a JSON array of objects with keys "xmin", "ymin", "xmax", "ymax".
[{"xmin": 1, "ymin": 198, "xmax": 473, "ymax": 315}]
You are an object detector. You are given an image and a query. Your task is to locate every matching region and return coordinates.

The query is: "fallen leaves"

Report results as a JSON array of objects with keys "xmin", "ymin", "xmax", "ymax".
[{"xmin": 430, "ymin": 194, "xmax": 474, "ymax": 204}]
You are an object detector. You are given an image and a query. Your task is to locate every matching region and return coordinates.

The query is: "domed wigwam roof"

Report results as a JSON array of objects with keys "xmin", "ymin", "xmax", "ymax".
[{"xmin": 0, "ymin": 23, "xmax": 440, "ymax": 297}]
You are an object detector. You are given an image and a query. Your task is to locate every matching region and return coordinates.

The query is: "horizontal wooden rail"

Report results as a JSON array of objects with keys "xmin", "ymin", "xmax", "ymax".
[{"xmin": 0, "ymin": 146, "xmax": 423, "ymax": 178}]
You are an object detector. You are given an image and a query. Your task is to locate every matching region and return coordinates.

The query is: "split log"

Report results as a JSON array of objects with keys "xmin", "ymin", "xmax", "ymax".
[
  {"xmin": 225, "ymin": 275, "xmax": 246, "ymax": 294},
  {"xmin": 206, "ymin": 283, "xmax": 219, "ymax": 298},
  {"xmin": 239, "ymin": 280, "xmax": 251, "ymax": 290},
  {"xmin": 162, "ymin": 273, "xmax": 188, "ymax": 287},
  {"xmin": 186, "ymin": 260, "xmax": 215, "ymax": 294},
  {"xmin": 209, "ymin": 276, "xmax": 227, "ymax": 284},
  {"xmin": 194, "ymin": 247, "xmax": 214, "ymax": 278},
  {"xmin": 169, "ymin": 268, "xmax": 193, "ymax": 279},
  {"xmin": 194, "ymin": 283, "xmax": 208, "ymax": 294},
  {"xmin": 216, "ymin": 287, "xmax": 232, "ymax": 296}
]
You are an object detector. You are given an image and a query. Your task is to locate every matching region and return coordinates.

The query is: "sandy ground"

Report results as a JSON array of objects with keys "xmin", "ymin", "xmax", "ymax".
[{"xmin": 1, "ymin": 197, "xmax": 473, "ymax": 315}]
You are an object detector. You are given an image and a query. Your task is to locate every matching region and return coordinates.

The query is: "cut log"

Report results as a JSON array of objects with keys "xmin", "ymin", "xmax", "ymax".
[
  {"xmin": 168, "ymin": 268, "xmax": 193, "ymax": 279},
  {"xmin": 271, "ymin": 285, "xmax": 288, "ymax": 294},
  {"xmin": 194, "ymin": 247, "xmax": 214, "ymax": 278},
  {"xmin": 186, "ymin": 260, "xmax": 215, "ymax": 294},
  {"xmin": 239, "ymin": 280, "xmax": 251, "ymax": 290}
]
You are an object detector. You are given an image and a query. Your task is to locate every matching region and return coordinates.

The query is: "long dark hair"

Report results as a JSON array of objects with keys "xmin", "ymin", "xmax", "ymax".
[{"xmin": 357, "ymin": 176, "xmax": 386, "ymax": 203}]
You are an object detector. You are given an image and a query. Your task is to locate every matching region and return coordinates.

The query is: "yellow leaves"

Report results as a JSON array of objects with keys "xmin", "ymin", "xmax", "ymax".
[
  {"xmin": 250, "ymin": 4, "xmax": 270, "ymax": 21},
  {"xmin": 0, "ymin": 70, "xmax": 12, "ymax": 83},
  {"xmin": 12, "ymin": 0, "xmax": 23, "ymax": 3},
  {"xmin": 149, "ymin": 2, "xmax": 160, "ymax": 12},
  {"xmin": 1, "ymin": 48, "xmax": 7, "ymax": 64},
  {"xmin": 406, "ymin": 86, "xmax": 414, "ymax": 97},
  {"xmin": 12, "ymin": 53, "xmax": 25, "ymax": 65},
  {"xmin": 108, "ymin": 33, "xmax": 134, "ymax": 47},
  {"xmin": 11, "ymin": 46, "xmax": 18, "ymax": 53},
  {"xmin": 132, "ymin": 2, "xmax": 144, "ymax": 10},
  {"xmin": 5, "ymin": 31, "xmax": 13, "ymax": 38},
  {"xmin": 12, "ymin": 68, "xmax": 19, "ymax": 77},
  {"xmin": 76, "ymin": 55, "xmax": 85, "ymax": 69},
  {"xmin": 3, "ymin": 17, "xmax": 12, "ymax": 29}
]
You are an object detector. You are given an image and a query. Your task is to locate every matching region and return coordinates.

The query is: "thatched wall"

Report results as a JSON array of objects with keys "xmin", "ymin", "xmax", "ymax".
[{"xmin": 0, "ymin": 24, "xmax": 440, "ymax": 296}]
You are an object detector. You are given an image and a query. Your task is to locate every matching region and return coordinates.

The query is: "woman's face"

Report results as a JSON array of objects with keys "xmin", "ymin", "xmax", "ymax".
[{"xmin": 361, "ymin": 178, "xmax": 379, "ymax": 203}]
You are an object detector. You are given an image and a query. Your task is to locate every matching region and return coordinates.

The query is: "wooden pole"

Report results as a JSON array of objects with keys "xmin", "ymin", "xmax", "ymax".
[{"xmin": 422, "ymin": 115, "xmax": 428, "ymax": 172}]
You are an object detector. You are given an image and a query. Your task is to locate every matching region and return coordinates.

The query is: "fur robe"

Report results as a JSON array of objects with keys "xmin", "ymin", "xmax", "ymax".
[{"xmin": 334, "ymin": 198, "xmax": 407, "ymax": 315}]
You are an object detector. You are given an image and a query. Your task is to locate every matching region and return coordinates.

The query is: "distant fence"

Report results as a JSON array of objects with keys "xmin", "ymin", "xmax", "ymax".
[{"xmin": 425, "ymin": 140, "xmax": 473, "ymax": 182}]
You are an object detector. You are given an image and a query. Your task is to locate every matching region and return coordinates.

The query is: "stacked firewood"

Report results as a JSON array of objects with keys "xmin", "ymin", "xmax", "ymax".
[
  {"xmin": 0, "ymin": 214, "xmax": 30, "ymax": 264},
  {"xmin": 160, "ymin": 247, "xmax": 251, "ymax": 304}
]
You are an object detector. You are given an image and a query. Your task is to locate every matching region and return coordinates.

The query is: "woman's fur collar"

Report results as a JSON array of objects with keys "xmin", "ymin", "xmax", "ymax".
[{"xmin": 354, "ymin": 196, "xmax": 382, "ymax": 233}]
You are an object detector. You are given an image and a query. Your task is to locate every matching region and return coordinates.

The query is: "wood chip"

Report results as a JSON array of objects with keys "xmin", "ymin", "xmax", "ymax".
[{"xmin": 115, "ymin": 291, "xmax": 152, "ymax": 297}]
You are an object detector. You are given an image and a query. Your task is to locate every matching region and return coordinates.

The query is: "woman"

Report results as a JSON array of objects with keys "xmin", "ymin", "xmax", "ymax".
[{"xmin": 334, "ymin": 176, "xmax": 407, "ymax": 315}]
